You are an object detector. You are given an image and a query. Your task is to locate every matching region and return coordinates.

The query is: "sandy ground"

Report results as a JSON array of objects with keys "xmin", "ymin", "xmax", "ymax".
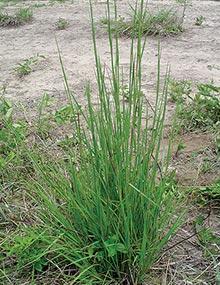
[{"xmin": 0, "ymin": 0, "xmax": 220, "ymax": 111}]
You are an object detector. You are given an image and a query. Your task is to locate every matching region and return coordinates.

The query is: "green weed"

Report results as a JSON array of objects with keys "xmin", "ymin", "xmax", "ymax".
[
  {"xmin": 35, "ymin": 94, "xmax": 75, "ymax": 139},
  {"xmin": 195, "ymin": 15, "xmax": 205, "ymax": 26},
  {"xmin": 55, "ymin": 17, "xmax": 69, "ymax": 30},
  {"xmin": 168, "ymin": 78, "xmax": 192, "ymax": 103},
  {"xmin": 14, "ymin": 54, "xmax": 45, "ymax": 78},
  {"xmin": 195, "ymin": 215, "xmax": 220, "ymax": 263},
  {"xmin": 174, "ymin": 139, "xmax": 186, "ymax": 157},
  {"xmin": 200, "ymin": 158, "xmax": 213, "ymax": 174},
  {"xmin": 3, "ymin": 229, "xmax": 51, "ymax": 273},
  {"xmin": 54, "ymin": 104, "xmax": 75, "ymax": 124},
  {"xmin": 36, "ymin": 93, "xmax": 53, "ymax": 139},
  {"xmin": 169, "ymin": 80, "xmax": 220, "ymax": 132},
  {"xmin": 180, "ymin": 83, "xmax": 220, "ymax": 132},
  {"xmin": 196, "ymin": 181, "xmax": 220, "ymax": 202},
  {"xmin": 0, "ymin": 7, "xmax": 33, "ymax": 27},
  {"xmin": 16, "ymin": 7, "xmax": 33, "ymax": 23},
  {"xmin": 0, "ymin": 96, "xmax": 13, "ymax": 124}
]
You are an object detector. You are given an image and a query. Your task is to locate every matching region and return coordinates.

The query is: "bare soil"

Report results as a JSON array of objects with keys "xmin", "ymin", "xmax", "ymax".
[{"xmin": 0, "ymin": 0, "xmax": 219, "ymax": 108}]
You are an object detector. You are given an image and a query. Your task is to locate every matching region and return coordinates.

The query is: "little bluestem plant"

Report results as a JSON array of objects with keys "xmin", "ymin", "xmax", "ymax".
[{"xmin": 6, "ymin": 1, "xmax": 181, "ymax": 284}]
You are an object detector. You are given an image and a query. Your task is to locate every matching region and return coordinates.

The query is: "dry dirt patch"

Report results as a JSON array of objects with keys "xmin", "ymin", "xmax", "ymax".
[{"xmin": 0, "ymin": 0, "xmax": 219, "ymax": 109}]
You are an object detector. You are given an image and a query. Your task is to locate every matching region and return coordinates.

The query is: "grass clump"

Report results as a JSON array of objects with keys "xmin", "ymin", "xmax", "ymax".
[
  {"xmin": 0, "ymin": 7, "xmax": 33, "ymax": 27},
  {"xmin": 1, "ymin": 1, "xmax": 181, "ymax": 284},
  {"xmin": 55, "ymin": 17, "xmax": 69, "ymax": 30},
  {"xmin": 14, "ymin": 54, "xmax": 45, "ymax": 77},
  {"xmin": 16, "ymin": 7, "xmax": 33, "ymax": 23},
  {"xmin": 195, "ymin": 15, "xmax": 205, "ymax": 26},
  {"xmin": 101, "ymin": 8, "xmax": 183, "ymax": 37}
]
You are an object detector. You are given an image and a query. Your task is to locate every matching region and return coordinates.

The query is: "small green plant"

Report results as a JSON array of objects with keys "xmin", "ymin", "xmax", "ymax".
[
  {"xmin": 198, "ymin": 181, "xmax": 220, "ymax": 201},
  {"xmin": 171, "ymin": 81, "xmax": 220, "ymax": 132},
  {"xmin": 180, "ymin": 83, "xmax": 220, "ymax": 132},
  {"xmin": 3, "ymin": 229, "xmax": 51, "ymax": 273},
  {"xmin": 101, "ymin": 8, "xmax": 184, "ymax": 37},
  {"xmin": 195, "ymin": 215, "xmax": 220, "ymax": 258},
  {"xmin": 168, "ymin": 78, "xmax": 192, "ymax": 103},
  {"xmin": 188, "ymin": 180, "xmax": 220, "ymax": 206},
  {"xmin": 200, "ymin": 159, "xmax": 213, "ymax": 174},
  {"xmin": 54, "ymin": 104, "xmax": 75, "ymax": 124},
  {"xmin": 0, "ymin": 7, "xmax": 33, "ymax": 27},
  {"xmin": 174, "ymin": 139, "xmax": 186, "ymax": 157},
  {"xmin": 195, "ymin": 15, "xmax": 205, "ymax": 26},
  {"xmin": 0, "ymin": 96, "xmax": 13, "ymax": 124},
  {"xmin": 14, "ymin": 54, "xmax": 45, "ymax": 77},
  {"xmin": 14, "ymin": 59, "xmax": 32, "ymax": 77},
  {"xmin": 36, "ymin": 93, "xmax": 53, "ymax": 138},
  {"xmin": 15, "ymin": 7, "xmax": 33, "ymax": 23},
  {"xmin": 55, "ymin": 17, "xmax": 69, "ymax": 30}
]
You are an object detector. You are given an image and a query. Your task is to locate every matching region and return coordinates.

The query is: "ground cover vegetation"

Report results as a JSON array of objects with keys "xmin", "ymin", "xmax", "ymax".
[
  {"xmin": 0, "ymin": 7, "xmax": 33, "ymax": 27},
  {"xmin": 100, "ymin": 0, "xmax": 189, "ymax": 37}
]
